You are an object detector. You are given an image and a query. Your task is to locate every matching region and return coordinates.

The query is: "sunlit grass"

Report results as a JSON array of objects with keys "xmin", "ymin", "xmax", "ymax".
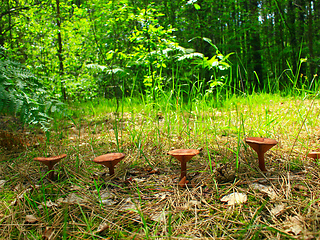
[{"xmin": 1, "ymin": 91, "xmax": 320, "ymax": 239}]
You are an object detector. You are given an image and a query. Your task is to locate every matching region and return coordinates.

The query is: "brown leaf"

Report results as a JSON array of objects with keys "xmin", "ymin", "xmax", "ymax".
[
  {"xmin": 287, "ymin": 216, "xmax": 303, "ymax": 235},
  {"xmin": 148, "ymin": 168, "xmax": 160, "ymax": 174},
  {"xmin": 96, "ymin": 222, "xmax": 109, "ymax": 233},
  {"xmin": 25, "ymin": 215, "xmax": 38, "ymax": 224},
  {"xmin": 43, "ymin": 227, "xmax": 54, "ymax": 240},
  {"xmin": 270, "ymin": 203, "xmax": 286, "ymax": 217},
  {"xmin": 150, "ymin": 211, "xmax": 167, "ymax": 222},
  {"xmin": 221, "ymin": 192, "xmax": 247, "ymax": 205},
  {"xmin": 39, "ymin": 200, "xmax": 58, "ymax": 208},
  {"xmin": 57, "ymin": 193, "xmax": 88, "ymax": 205},
  {"xmin": 0, "ymin": 180, "xmax": 6, "ymax": 188},
  {"xmin": 250, "ymin": 183, "xmax": 278, "ymax": 200}
]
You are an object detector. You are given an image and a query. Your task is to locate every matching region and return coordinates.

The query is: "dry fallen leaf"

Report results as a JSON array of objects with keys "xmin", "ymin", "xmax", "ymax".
[
  {"xmin": 43, "ymin": 227, "xmax": 54, "ymax": 240},
  {"xmin": 39, "ymin": 200, "xmax": 58, "ymax": 208},
  {"xmin": 102, "ymin": 199, "xmax": 117, "ymax": 205},
  {"xmin": 148, "ymin": 168, "xmax": 160, "ymax": 174},
  {"xmin": 119, "ymin": 198, "xmax": 141, "ymax": 221},
  {"xmin": 154, "ymin": 193, "xmax": 167, "ymax": 202},
  {"xmin": 120, "ymin": 197, "xmax": 137, "ymax": 211},
  {"xmin": 286, "ymin": 216, "xmax": 303, "ymax": 235},
  {"xmin": 251, "ymin": 183, "xmax": 278, "ymax": 200},
  {"xmin": 70, "ymin": 185, "xmax": 83, "ymax": 191},
  {"xmin": 25, "ymin": 214, "xmax": 38, "ymax": 223},
  {"xmin": 184, "ymin": 200, "xmax": 201, "ymax": 210},
  {"xmin": 11, "ymin": 188, "xmax": 32, "ymax": 206},
  {"xmin": 14, "ymin": 183, "xmax": 23, "ymax": 192},
  {"xmin": 132, "ymin": 177, "xmax": 146, "ymax": 183},
  {"xmin": 0, "ymin": 180, "xmax": 7, "ymax": 188},
  {"xmin": 96, "ymin": 222, "xmax": 109, "ymax": 233},
  {"xmin": 32, "ymin": 185, "xmax": 41, "ymax": 190},
  {"xmin": 150, "ymin": 211, "xmax": 167, "ymax": 222},
  {"xmin": 270, "ymin": 203, "xmax": 286, "ymax": 217},
  {"xmin": 99, "ymin": 190, "xmax": 115, "ymax": 201},
  {"xmin": 221, "ymin": 192, "xmax": 247, "ymax": 205},
  {"xmin": 57, "ymin": 193, "xmax": 88, "ymax": 205}
]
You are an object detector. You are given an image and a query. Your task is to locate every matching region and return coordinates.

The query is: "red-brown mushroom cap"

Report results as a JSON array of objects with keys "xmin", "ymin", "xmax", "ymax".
[
  {"xmin": 167, "ymin": 149, "xmax": 200, "ymax": 163},
  {"xmin": 307, "ymin": 152, "xmax": 320, "ymax": 160},
  {"xmin": 93, "ymin": 153, "xmax": 126, "ymax": 168},
  {"xmin": 34, "ymin": 154, "xmax": 67, "ymax": 168},
  {"xmin": 245, "ymin": 137, "xmax": 278, "ymax": 154}
]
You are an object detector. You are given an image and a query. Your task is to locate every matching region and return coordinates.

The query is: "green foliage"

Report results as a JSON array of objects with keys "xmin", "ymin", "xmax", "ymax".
[
  {"xmin": 86, "ymin": 62, "xmax": 128, "ymax": 99},
  {"xmin": 1, "ymin": 0, "xmax": 319, "ymax": 102},
  {"xmin": 0, "ymin": 47, "xmax": 64, "ymax": 130}
]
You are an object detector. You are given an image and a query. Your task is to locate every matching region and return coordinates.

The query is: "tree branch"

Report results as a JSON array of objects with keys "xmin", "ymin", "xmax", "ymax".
[{"xmin": 0, "ymin": 7, "xmax": 31, "ymax": 19}]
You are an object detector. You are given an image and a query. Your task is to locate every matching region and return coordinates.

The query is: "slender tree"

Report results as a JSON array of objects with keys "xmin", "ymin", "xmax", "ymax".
[
  {"xmin": 55, "ymin": 0, "xmax": 66, "ymax": 100},
  {"xmin": 248, "ymin": 0, "xmax": 263, "ymax": 90},
  {"xmin": 307, "ymin": 1, "xmax": 315, "ymax": 79}
]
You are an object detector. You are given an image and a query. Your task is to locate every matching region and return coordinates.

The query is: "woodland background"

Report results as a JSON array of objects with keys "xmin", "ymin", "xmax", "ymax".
[{"xmin": 1, "ymin": 0, "xmax": 320, "ymax": 126}]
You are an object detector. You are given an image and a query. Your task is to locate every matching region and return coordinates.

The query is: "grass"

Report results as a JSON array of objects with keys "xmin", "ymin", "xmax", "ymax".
[{"xmin": 1, "ymin": 92, "xmax": 320, "ymax": 239}]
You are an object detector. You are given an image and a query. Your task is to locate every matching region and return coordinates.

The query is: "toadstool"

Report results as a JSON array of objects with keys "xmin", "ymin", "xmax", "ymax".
[
  {"xmin": 168, "ymin": 149, "xmax": 199, "ymax": 179},
  {"xmin": 93, "ymin": 153, "xmax": 125, "ymax": 176},
  {"xmin": 307, "ymin": 152, "xmax": 320, "ymax": 161},
  {"xmin": 178, "ymin": 176, "xmax": 189, "ymax": 188},
  {"xmin": 34, "ymin": 154, "xmax": 67, "ymax": 180},
  {"xmin": 245, "ymin": 137, "xmax": 278, "ymax": 172}
]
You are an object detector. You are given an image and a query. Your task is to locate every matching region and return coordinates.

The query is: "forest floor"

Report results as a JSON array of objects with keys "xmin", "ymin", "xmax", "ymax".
[{"xmin": 1, "ymin": 94, "xmax": 320, "ymax": 239}]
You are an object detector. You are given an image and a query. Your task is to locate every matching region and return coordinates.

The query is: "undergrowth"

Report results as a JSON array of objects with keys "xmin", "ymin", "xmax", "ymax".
[{"xmin": 1, "ymin": 93, "xmax": 320, "ymax": 239}]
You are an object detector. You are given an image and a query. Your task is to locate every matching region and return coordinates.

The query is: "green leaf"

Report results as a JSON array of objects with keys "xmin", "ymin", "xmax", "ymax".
[
  {"xmin": 300, "ymin": 57, "xmax": 307, "ymax": 63},
  {"xmin": 177, "ymin": 52, "xmax": 203, "ymax": 61},
  {"xmin": 106, "ymin": 51, "xmax": 114, "ymax": 60},
  {"xmin": 194, "ymin": 3, "xmax": 201, "ymax": 10},
  {"xmin": 202, "ymin": 37, "xmax": 219, "ymax": 51}
]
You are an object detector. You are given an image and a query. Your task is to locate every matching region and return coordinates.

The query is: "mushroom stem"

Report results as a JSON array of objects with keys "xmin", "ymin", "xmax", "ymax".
[
  {"xmin": 108, "ymin": 166, "xmax": 115, "ymax": 176},
  {"xmin": 93, "ymin": 153, "xmax": 126, "ymax": 176},
  {"xmin": 257, "ymin": 152, "xmax": 267, "ymax": 172},
  {"xmin": 245, "ymin": 137, "xmax": 277, "ymax": 172},
  {"xmin": 48, "ymin": 165, "xmax": 54, "ymax": 180},
  {"xmin": 180, "ymin": 160, "xmax": 187, "ymax": 179},
  {"xmin": 168, "ymin": 149, "xmax": 199, "ymax": 180},
  {"xmin": 34, "ymin": 154, "xmax": 67, "ymax": 181}
]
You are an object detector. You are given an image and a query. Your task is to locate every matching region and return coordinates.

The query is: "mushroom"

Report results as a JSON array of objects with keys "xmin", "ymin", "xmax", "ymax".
[
  {"xmin": 168, "ymin": 149, "xmax": 199, "ymax": 179},
  {"xmin": 34, "ymin": 154, "xmax": 67, "ymax": 180},
  {"xmin": 178, "ymin": 176, "xmax": 189, "ymax": 188},
  {"xmin": 307, "ymin": 152, "xmax": 320, "ymax": 161},
  {"xmin": 93, "ymin": 153, "xmax": 125, "ymax": 176},
  {"xmin": 245, "ymin": 137, "xmax": 278, "ymax": 172}
]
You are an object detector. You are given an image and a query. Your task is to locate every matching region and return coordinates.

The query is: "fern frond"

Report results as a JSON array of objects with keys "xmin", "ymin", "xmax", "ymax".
[
  {"xmin": 0, "ymin": 48, "xmax": 63, "ymax": 130},
  {"xmin": 86, "ymin": 64, "xmax": 108, "ymax": 71},
  {"xmin": 177, "ymin": 52, "xmax": 204, "ymax": 61}
]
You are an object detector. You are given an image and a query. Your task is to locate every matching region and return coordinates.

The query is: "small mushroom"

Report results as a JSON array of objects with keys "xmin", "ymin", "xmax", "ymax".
[
  {"xmin": 178, "ymin": 176, "xmax": 189, "ymax": 188},
  {"xmin": 307, "ymin": 152, "xmax": 320, "ymax": 161},
  {"xmin": 34, "ymin": 154, "xmax": 67, "ymax": 180},
  {"xmin": 245, "ymin": 137, "xmax": 278, "ymax": 172},
  {"xmin": 93, "ymin": 153, "xmax": 125, "ymax": 176},
  {"xmin": 168, "ymin": 149, "xmax": 199, "ymax": 179}
]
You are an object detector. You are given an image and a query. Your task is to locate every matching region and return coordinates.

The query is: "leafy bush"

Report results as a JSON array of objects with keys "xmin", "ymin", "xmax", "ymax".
[{"xmin": 0, "ymin": 47, "xmax": 63, "ymax": 130}]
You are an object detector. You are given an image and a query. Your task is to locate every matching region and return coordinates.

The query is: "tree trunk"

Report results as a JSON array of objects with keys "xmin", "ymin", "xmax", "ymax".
[
  {"xmin": 307, "ymin": 1, "xmax": 315, "ymax": 82},
  {"xmin": 55, "ymin": 0, "xmax": 66, "ymax": 100},
  {"xmin": 249, "ymin": 0, "xmax": 263, "ymax": 90},
  {"xmin": 288, "ymin": 0, "xmax": 297, "ymax": 76}
]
